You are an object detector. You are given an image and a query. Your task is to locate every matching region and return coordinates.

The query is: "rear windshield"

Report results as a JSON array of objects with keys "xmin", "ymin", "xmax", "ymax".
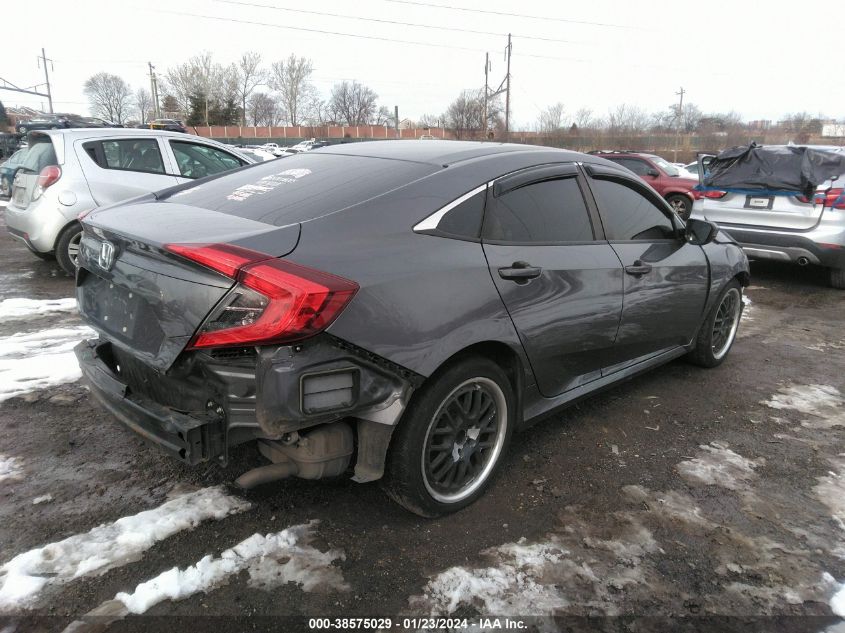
[
  {"xmin": 159, "ymin": 152, "xmax": 437, "ymax": 225},
  {"xmin": 20, "ymin": 139, "xmax": 57, "ymax": 173}
]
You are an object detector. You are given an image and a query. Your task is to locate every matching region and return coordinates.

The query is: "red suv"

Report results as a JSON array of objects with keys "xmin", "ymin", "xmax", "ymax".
[{"xmin": 589, "ymin": 151, "xmax": 698, "ymax": 219}]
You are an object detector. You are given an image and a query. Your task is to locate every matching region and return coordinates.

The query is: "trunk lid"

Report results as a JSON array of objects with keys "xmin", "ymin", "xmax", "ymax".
[
  {"xmin": 76, "ymin": 201, "xmax": 301, "ymax": 370},
  {"xmin": 8, "ymin": 134, "xmax": 60, "ymax": 211}
]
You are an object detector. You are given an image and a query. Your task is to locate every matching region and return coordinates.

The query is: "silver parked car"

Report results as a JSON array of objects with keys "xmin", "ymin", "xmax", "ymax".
[
  {"xmin": 692, "ymin": 146, "xmax": 845, "ymax": 288},
  {"xmin": 5, "ymin": 129, "xmax": 256, "ymax": 274}
]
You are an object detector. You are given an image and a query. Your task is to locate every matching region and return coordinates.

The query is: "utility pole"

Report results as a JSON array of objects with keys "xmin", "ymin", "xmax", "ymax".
[
  {"xmin": 504, "ymin": 33, "xmax": 512, "ymax": 139},
  {"xmin": 483, "ymin": 52, "xmax": 489, "ymax": 136},
  {"xmin": 674, "ymin": 86, "xmax": 685, "ymax": 162},
  {"xmin": 148, "ymin": 62, "xmax": 160, "ymax": 121},
  {"xmin": 38, "ymin": 48, "xmax": 53, "ymax": 114},
  {"xmin": 394, "ymin": 105, "xmax": 399, "ymax": 139}
]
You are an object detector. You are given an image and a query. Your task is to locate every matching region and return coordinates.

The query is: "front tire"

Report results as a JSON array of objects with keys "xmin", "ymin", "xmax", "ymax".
[
  {"xmin": 383, "ymin": 357, "xmax": 515, "ymax": 517},
  {"xmin": 687, "ymin": 280, "xmax": 743, "ymax": 367},
  {"xmin": 667, "ymin": 194, "xmax": 692, "ymax": 220},
  {"xmin": 55, "ymin": 222, "xmax": 82, "ymax": 276},
  {"xmin": 830, "ymin": 267, "xmax": 845, "ymax": 289}
]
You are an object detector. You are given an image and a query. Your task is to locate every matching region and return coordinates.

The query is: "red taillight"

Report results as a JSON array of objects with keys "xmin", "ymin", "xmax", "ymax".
[
  {"xmin": 703, "ymin": 190, "xmax": 727, "ymax": 199},
  {"xmin": 164, "ymin": 243, "xmax": 359, "ymax": 349},
  {"xmin": 37, "ymin": 165, "xmax": 61, "ymax": 190},
  {"xmin": 797, "ymin": 188, "xmax": 845, "ymax": 209}
]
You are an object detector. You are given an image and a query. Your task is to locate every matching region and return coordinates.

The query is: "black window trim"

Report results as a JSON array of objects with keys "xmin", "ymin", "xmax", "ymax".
[
  {"xmin": 581, "ymin": 162, "xmax": 682, "ymax": 243},
  {"xmin": 81, "ymin": 138, "xmax": 168, "ymax": 177},
  {"xmin": 168, "ymin": 139, "xmax": 246, "ymax": 179}
]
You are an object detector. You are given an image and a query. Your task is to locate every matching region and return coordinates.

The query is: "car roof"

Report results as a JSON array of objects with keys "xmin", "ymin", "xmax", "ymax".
[{"xmin": 315, "ymin": 140, "xmax": 579, "ymax": 166}]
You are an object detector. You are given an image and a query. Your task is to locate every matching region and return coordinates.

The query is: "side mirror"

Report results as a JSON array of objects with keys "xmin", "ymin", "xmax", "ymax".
[
  {"xmin": 685, "ymin": 218, "xmax": 720, "ymax": 245},
  {"xmin": 646, "ymin": 168, "xmax": 660, "ymax": 177}
]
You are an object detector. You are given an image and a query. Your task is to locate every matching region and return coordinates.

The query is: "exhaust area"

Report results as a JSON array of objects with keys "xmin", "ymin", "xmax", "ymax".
[{"xmin": 235, "ymin": 422, "xmax": 354, "ymax": 490}]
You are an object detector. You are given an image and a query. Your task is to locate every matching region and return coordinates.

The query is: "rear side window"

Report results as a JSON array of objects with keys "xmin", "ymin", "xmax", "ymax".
[
  {"xmin": 590, "ymin": 177, "xmax": 675, "ymax": 241},
  {"xmin": 431, "ymin": 190, "xmax": 486, "ymax": 240},
  {"xmin": 170, "ymin": 141, "xmax": 244, "ymax": 179},
  {"xmin": 483, "ymin": 177, "xmax": 593, "ymax": 243},
  {"xmin": 83, "ymin": 139, "xmax": 165, "ymax": 175},
  {"xmin": 160, "ymin": 153, "xmax": 437, "ymax": 226}
]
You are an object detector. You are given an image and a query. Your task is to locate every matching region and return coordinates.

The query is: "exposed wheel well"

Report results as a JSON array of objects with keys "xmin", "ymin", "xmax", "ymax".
[
  {"xmin": 735, "ymin": 271, "xmax": 750, "ymax": 287},
  {"xmin": 424, "ymin": 341, "xmax": 526, "ymax": 417}
]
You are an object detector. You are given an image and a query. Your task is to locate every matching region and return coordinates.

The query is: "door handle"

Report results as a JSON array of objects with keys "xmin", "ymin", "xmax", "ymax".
[
  {"xmin": 498, "ymin": 261, "xmax": 542, "ymax": 281},
  {"xmin": 624, "ymin": 261, "xmax": 652, "ymax": 276}
]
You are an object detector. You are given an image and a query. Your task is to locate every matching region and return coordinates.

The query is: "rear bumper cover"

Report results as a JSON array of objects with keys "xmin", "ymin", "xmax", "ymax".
[
  {"xmin": 76, "ymin": 340, "xmax": 226, "ymax": 464},
  {"xmin": 718, "ymin": 225, "xmax": 845, "ymax": 268}
]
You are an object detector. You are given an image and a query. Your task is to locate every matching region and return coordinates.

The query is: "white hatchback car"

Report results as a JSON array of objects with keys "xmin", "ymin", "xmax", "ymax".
[{"xmin": 5, "ymin": 129, "xmax": 255, "ymax": 274}]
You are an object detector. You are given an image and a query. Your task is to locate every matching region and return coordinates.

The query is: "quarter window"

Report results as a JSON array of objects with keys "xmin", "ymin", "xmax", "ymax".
[
  {"xmin": 170, "ymin": 141, "xmax": 244, "ymax": 179},
  {"xmin": 432, "ymin": 190, "xmax": 486, "ymax": 239},
  {"xmin": 590, "ymin": 178, "xmax": 676, "ymax": 241},
  {"xmin": 483, "ymin": 177, "xmax": 593, "ymax": 243}
]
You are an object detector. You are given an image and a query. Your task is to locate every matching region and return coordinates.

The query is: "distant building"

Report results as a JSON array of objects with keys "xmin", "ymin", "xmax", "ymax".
[{"xmin": 822, "ymin": 123, "xmax": 845, "ymax": 137}]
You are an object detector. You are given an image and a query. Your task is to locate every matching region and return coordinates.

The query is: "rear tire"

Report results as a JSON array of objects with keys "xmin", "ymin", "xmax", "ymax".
[
  {"xmin": 382, "ymin": 357, "xmax": 515, "ymax": 517},
  {"xmin": 687, "ymin": 280, "xmax": 743, "ymax": 368},
  {"xmin": 830, "ymin": 268, "xmax": 845, "ymax": 289},
  {"xmin": 55, "ymin": 222, "xmax": 82, "ymax": 276},
  {"xmin": 667, "ymin": 194, "xmax": 692, "ymax": 220}
]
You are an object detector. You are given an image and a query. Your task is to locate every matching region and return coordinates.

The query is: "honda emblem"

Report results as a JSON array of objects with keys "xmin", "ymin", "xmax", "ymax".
[{"xmin": 98, "ymin": 241, "xmax": 116, "ymax": 271}]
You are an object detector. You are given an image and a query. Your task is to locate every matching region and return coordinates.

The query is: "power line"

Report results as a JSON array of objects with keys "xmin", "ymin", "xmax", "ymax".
[
  {"xmin": 212, "ymin": 0, "xmax": 590, "ymax": 45},
  {"xmin": 137, "ymin": 6, "xmax": 488, "ymax": 53},
  {"xmin": 381, "ymin": 0, "xmax": 642, "ymax": 30}
]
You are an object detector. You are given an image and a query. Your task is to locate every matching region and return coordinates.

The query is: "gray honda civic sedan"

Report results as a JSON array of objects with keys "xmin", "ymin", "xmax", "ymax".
[{"xmin": 74, "ymin": 141, "xmax": 749, "ymax": 516}]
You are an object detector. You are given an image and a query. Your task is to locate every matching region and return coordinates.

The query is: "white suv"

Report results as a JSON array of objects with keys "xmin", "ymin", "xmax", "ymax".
[
  {"xmin": 5, "ymin": 129, "xmax": 255, "ymax": 274},
  {"xmin": 692, "ymin": 146, "xmax": 845, "ymax": 289}
]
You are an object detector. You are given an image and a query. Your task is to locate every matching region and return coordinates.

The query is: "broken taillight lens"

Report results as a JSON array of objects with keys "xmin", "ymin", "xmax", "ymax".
[
  {"xmin": 796, "ymin": 188, "xmax": 845, "ymax": 209},
  {"xmin": 33, "ymin": 165, "xmax": 61, "ymax": 200},
  {"xmin": 164, "ymin": 243, "xmax": 358, "ymax": 349}
]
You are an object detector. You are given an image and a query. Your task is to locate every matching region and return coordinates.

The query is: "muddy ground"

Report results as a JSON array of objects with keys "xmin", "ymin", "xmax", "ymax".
[{"xmin": 0, "ymin": 201, "xmax": 843, "ymax": 633}]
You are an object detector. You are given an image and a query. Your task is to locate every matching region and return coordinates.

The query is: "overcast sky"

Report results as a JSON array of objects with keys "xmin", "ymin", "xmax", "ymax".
[{"xmin": 4, "ymin": 0, "xmax": 844, "ymax": 128}]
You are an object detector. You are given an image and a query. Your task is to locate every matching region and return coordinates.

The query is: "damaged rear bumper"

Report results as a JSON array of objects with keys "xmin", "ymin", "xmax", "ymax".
[
  {"xmin": 76, "ymin": 334, "xmax": 422, "ymax": 479},
  {"xmin": 76, "ymin": 340, "xmax": 226, "ymax": 465}
]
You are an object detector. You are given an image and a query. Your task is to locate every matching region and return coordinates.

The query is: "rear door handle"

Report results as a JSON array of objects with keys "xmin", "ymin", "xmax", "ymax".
[
  {"xmin": 624, "ymin": 261, "xmax": 652, "ymax": 276},
  {"xmin": 498, "ymin": 261, "xmax": 542, "ymax": 281}
]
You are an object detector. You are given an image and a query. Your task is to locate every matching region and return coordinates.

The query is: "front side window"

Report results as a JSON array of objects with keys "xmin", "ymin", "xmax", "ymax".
[
  {"xmin": 83, "ymin": 139, "xmax": 165, "ymax": 175},
  {"xmin": 170, "ymin": 141, "xmax": 244, "ymax": 179},
  {"xmin": 483, "ymin": 177, "xmax": 593, "ymax": 243},
  {"xmin": 609, "ymin": 157, "xmax": 651, "ymax": 177},
  {"xmin": 590, "ymin": 177, "xmax": 675, "ymax": 241}
]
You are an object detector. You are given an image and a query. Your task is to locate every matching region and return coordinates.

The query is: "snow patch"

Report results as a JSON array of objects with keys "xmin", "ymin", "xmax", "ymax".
[
  {"xmin": 32, "ymin": 494, "xmax": 53, "ymax": 505},
  {"xmin": 0, "ymin": 455, "xmax": 23, "ymax": 482},
  {"xmin": 762, "ymin": 384, "xmax": 845, "ymax": 429},
  {"xmin": 0, "ymin": 486, "xmax": 251, "ymax": 609},
  {"xmin": 116, "ymin": 521, "xmax": 347, "ymax": 614},
  {"xmin": 676, "ymin": 442, "xmax": 765, "ymax": 490},
  {"xmin": 0, "ymin": 297, "xmax": 77, "ymax": 320},
  {"xmin": 0, "ymin": 326, "xmax": 95, "ymax": 402},
  {"xmin": 741, "ymin": 295, "xmax": 754, "ymax": 322},
  {"xmin": 411, "ymin": 540, "xmax": 569, "ymax": 617},
  {"xmin": 815, "ymin": 457, "xmax": 845, "ymax": 532}
]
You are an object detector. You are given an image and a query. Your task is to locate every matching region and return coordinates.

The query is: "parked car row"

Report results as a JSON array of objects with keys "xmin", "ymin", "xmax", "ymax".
[{"xmin": 16, "ymin": 113, "xmax": 124, "ymax": 135}]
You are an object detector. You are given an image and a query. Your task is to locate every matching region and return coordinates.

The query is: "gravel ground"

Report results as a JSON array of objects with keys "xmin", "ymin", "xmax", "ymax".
[{"xmin": 0, "ymin": 200, "xmax": 843, "ymax": 633}]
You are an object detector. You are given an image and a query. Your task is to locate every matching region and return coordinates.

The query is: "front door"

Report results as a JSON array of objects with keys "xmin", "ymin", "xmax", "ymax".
[
  {"xmin": 481, "ymin": 164, "xmax": 624, "ymax": 397},
  {"xmin": 583, "ymin": 164, "xmax": 709, "ymax": 373}
]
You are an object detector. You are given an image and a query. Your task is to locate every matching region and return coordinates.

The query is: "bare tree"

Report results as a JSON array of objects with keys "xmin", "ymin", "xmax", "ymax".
[
  {"xmin": 419, "ymin": 113, "xmax": 447, "ymax": 128},
  {"xmin": 538, "ymin": 102, "xmax": 565, "ymax": 133},
  {"xmin": 606, "ymin": 104, "xmax": 650, "ymax": 134},
  {"xmin": 446, "ymin": 89, "xmax": 485, "ymax": 139},
  {"xmin": 135, "ymin": 87, "xmax": 153, "ymax": 124},
  {"xmin": 235, "ymin": 52, "xmax": 266, "ymax": 126},
  {"xmin": 375, "ymin": 105, "xmax": 393, "ymax": 127},
  {"xmin": 163, "ymin": 62, "xmax": 195, "ymax": 119},
  {"xmin": 83, "ymin": 72, "xmax": 132, "ymax": 124},
  {"xmin": 573, "ymin": 107, "xmax": 595, "ymax": 129},
  {"xmin": 328, "ymin": 81, "xmax": 378, "ymax": 126},
  {"xmin": 247, "ymin": 92, "xmax": 280, "ymax": 126},
  {"xmin": 269, "ymin": 55, "xmax": 317, "ymax": 126}
]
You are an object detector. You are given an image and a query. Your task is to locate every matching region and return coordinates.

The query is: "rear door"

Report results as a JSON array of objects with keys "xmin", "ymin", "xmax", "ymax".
[
  {"xmin": 583, "ymin": 164, "xmax": 709, "ymax": 371},
  {"xmin": 76, "ymin": 137, "xmax": 178, "ymax": 206},
  {"xmin": 481, "ymin": 164, "xmax": 624, "ymax": 397}
]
